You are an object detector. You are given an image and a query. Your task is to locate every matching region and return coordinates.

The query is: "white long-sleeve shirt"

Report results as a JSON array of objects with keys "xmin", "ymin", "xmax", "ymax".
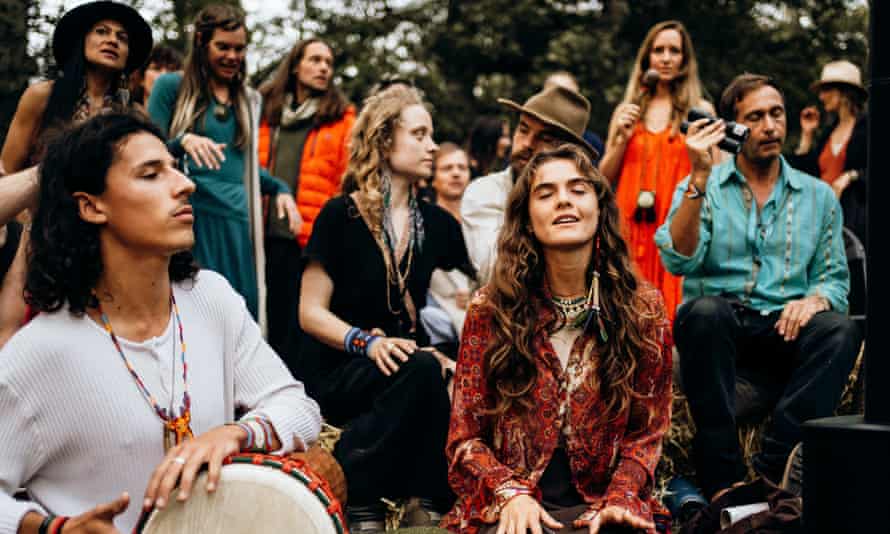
[
  {"xmin": 460, "ymin": 167, "xmax": 512, "ymax": 284},
  {"xmin": 0, "ymin": 270, "xmax": 322, "ymax": 534}
]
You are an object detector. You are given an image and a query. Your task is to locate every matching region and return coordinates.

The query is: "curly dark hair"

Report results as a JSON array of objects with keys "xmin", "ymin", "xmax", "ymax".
[
  {"xmin": 26, "ymin": 112, "xmax": 198, "ymax": 315},
  {"xmin": 484, "ymin": 143, "xmax": 654, "ymax": 422}
]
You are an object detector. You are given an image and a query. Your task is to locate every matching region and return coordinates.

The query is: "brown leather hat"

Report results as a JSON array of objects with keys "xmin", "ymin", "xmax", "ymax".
[{"xmin": 498, "ymin": 86, "xmax": 597, "ymax": 158}]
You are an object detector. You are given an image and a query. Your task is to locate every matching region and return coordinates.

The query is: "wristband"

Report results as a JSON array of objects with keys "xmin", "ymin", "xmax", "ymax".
[
  {"xmin": 685, "ymin": 180, "xmax": 706, "ymax": 200},
  {"xmin": 49, "ymin": 516, "xmax": 69, "ymax": 534},
  {"xmin": 493, "ymin": 480, "xmax": 534, "ymax": 512},
  {"xmin": 344, "ymin": 327, "xmax": 378, "ymax": 356},
  {"xmin": 38, "ymin": 515, "xmax": 55, "ymax": 534},
  {"xmin": 234, "ymin": 417, "xmax": 275, "ymax": 452}
]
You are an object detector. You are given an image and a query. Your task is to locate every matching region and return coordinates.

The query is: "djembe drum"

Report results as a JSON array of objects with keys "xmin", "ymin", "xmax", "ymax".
[{"xmin": 137, "ymin": 449, "xmax": 347, "ymax": 534}]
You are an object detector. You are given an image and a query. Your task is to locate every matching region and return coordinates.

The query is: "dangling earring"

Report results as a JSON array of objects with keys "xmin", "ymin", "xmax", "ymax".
[
  {"xmin": 583, "ymin": 234, "xmax": 608, "ymax": 343},
  {"xmin": 115, "ymin": 72, "xmax": 130, "ymax": 107}
]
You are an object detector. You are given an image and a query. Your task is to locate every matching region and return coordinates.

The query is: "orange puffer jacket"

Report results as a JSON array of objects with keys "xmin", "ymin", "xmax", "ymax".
[{"xmin": 259, "ymin": 106, "xmax": 355, "ymax": 247}]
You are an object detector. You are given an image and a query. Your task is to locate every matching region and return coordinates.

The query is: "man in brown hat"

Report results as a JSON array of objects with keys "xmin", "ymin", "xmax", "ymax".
[{"xmin": 461, "ymin": 86, "xmax": 596, "ymax": 283}]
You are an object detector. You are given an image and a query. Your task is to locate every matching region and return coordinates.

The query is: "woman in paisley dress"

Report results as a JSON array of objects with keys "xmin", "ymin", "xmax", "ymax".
[{"xmin": 444, "ymin": 144, "xmax": 673, "ymax": 534}]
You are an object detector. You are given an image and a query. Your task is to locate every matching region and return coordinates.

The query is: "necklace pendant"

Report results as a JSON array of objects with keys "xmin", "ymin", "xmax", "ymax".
[{"xmin": 165, "ymin": 412, "xmax": 195, "ymax": 448}]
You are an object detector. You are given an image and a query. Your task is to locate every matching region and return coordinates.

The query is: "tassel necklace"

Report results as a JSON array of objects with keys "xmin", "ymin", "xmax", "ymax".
[
  {"xmin": 550, "ymin": 237, "xmax": 609, "ymax": 343},
  {"xmin": 98, "ymin": 291, "xmax": 194, "ymax": 451},
  {"xmin": 582, "ymin": 270, "xmax": 609, "ymax": 343}
]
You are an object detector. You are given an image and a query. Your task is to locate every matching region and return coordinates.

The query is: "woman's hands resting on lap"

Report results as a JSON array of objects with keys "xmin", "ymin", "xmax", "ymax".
[
  {"xmin": 367, "ymin": 334, "xmax": 417, "ymax": 376},
  {"xmin": 366, "ymin": 329, "xmax": 455, "ymax": 380}
]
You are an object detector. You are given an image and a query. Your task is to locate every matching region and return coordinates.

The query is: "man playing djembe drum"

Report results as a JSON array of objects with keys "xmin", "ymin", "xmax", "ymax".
[{"xmin": 0, "ymin": 112, "xmax": 322, "ymax": 534}]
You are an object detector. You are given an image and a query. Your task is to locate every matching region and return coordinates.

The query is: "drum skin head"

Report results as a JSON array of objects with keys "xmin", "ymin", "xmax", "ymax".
[{"xmin": 141, "ymin": 463, "xmax": 340, "ymax": 533}]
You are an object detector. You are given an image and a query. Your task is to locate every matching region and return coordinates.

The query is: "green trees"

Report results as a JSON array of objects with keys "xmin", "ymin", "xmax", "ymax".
[
  {"xmin": 1, "ymin": 0, "xmax": 868, "ymax": 148},
  {"xmin": 0, "ymin": 0, "xmax": 38, "ymax": 150},
  {"xmin": 288, "ymin": 0, "xmax": 867, "ymax": 143}
]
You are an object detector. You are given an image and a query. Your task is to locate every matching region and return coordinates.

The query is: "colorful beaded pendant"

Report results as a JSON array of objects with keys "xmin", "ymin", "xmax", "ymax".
[{"xmin": 98, "ymin": 291, "xmax": 194, "ymax": 451}]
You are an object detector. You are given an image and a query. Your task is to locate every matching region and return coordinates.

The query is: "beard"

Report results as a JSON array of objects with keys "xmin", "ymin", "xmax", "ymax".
[
  {"xmin": 509, "ymin": 150, "xmax": 533, "ymax": 177},
  {"xmin": 741, "ymin": 146, "xmax": 780, "ymax": 171}
]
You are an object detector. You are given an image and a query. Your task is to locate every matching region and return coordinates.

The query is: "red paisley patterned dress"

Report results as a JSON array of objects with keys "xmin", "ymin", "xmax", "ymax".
[{"xmin": 442, "ymin": 282, "xmax": 673, "ymax": 534}]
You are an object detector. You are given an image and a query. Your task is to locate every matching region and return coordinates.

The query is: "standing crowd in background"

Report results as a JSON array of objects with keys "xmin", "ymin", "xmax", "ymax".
[{"xmin": 0, "ymin": 2, "xmax": 869, "ymax": 534}]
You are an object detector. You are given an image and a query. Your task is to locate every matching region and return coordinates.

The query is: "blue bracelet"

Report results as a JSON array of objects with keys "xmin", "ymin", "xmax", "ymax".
[
  {"xmin": 344, "ymin": 327, "xmax": 361, "ymax": 352},
  {"xmin": 344, "ymin": 327, "xmax": 377, "ymax": 356}
]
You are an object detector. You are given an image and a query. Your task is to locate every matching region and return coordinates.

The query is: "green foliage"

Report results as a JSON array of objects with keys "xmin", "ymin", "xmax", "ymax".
[
  {"xmin": 0, "ymin": 0, "xmax": 38, "ymax": 149},
  {"xmin": 267, "ymin": 0, "xmax": 867, "ymax": 145},
  {"xmin": 154, "ymin": 0, "xmax": 244, "ymax": 51},
  {"xmin": 0, "ymin": 0, "xmax": 37, "ymax": 94},
  {"xmin": 1, "ymin": 0, "xmax": 869, "ymax": 150}
]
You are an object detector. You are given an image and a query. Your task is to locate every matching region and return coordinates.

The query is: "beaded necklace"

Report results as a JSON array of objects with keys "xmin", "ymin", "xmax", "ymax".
[
  {"xmin": 549, "ymin": 270, "xmax": 607, "ymax": 342},
  {"xmin": 98, "ymin": 291, "xmax": 193, "ymax": 451}
]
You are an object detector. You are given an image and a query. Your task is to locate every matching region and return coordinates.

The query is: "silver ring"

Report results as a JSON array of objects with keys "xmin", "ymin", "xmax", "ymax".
[
  {"xmin": 386, "ymin": 343, "xmax": 395, "ymax": 352},
  {"xmin": 173, "ymin": 456, "xmax": 187, "ymax": 465}
]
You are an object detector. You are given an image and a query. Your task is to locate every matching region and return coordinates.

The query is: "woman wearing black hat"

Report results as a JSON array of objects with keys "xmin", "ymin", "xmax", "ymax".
[
  {"xmin": 0, "ymin": 0, "xmax": 152, "ymax": 173},
  {"xmin": 0, "ymin": 1, "xmax": 152, "ymax": 350}
]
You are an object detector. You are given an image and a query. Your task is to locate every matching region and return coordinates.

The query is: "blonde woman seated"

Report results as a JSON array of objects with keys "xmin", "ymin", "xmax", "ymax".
[
  {"xmin": 444, "ymin": 144, "xmax": 672, "ymax": 534},
  {"xmin": 300, "ymin": 85, "xmax": 474, "ymax": 532}
]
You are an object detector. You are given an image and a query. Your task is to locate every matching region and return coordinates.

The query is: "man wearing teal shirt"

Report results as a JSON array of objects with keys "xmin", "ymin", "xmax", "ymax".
[{"xmin": 655, "ymin": 74, "xmax": 860, "ymax": 500}]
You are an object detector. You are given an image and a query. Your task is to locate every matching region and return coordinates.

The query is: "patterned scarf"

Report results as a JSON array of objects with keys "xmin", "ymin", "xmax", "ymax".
[{"xmin": 280, "ymin": 95, "xmax": 319, "ymax": 128}]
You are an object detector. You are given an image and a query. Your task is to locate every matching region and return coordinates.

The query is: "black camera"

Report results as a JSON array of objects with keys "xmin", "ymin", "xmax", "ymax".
[{"xmin": 680, "ymin": 108, "xmax": 750, "ymax": 154}]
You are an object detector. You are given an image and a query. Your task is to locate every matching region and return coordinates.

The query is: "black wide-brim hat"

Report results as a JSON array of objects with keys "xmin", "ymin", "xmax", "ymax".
[{"xmin": 52, "ymin": 1, "xmax": 153, "ymax": 73}]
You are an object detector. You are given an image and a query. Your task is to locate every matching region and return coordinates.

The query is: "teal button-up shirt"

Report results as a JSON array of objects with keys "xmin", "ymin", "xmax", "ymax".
[{"xmin": 655, "ymin": 156, "xmax": 849, "ymax": 314}]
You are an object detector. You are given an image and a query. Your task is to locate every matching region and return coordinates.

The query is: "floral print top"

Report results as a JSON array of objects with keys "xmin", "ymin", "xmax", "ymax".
[{"xmin": 442, "ymin": 282, "xmax": 673, "ymax": 533}]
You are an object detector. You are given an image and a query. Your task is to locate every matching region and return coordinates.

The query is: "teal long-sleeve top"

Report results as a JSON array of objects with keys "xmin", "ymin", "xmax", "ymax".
[
  {"xmin": 147, "ymin": 73, "xmax": 289, "ymax": 223},
  {"xmin": 654, "ymin": 156, "xmax": 849, "ymax": 314},
  {"xmin": 147, "ymin": 73, "xmax": 289, "ymax": 317}
]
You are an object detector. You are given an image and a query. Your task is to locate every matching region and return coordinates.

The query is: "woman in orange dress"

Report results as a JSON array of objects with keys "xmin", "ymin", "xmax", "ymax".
[{"xmin": 599, "ymin": 20, "xmax": 715, "ymax": 322}]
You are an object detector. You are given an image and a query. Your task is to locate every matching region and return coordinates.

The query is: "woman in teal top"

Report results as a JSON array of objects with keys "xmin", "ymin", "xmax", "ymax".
[{"xmin": 147, "ymin": 5, "xmax": 299, "ymax": 321}]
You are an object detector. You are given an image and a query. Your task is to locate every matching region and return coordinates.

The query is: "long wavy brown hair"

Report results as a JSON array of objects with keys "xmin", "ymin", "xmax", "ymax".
[
  {"xmin": 339, "ymin": 84, "xmax": 424, "ymax": 239},
  {"xmin": 259, "ymin": 38, "xmax": 350, "ymax": 128},
  {"xmin": 622, "ymin": 20, "xmax": 704, "ymax": 133},
  {"xmin": 484, "ymin": 144, "xmax": 654, "ymax": 422}
]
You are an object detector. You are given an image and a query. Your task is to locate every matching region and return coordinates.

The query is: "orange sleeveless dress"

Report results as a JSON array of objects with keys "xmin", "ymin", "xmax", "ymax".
[{"xmin": 615, "ymin": 123, "xmax": 690, "ymax": 322}]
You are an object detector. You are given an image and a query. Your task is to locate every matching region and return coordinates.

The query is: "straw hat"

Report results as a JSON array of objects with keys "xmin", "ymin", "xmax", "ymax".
[
  {"xmin": 53, "ymin": 1, "xmax": 153, "ymax": 73},
  {"xmin": 810, "ymin": 60, "xmax": 868, "ymax": 100},
  {"xmin": 498, "ymin": 86, "xmax": 597, "ymax": 158}
]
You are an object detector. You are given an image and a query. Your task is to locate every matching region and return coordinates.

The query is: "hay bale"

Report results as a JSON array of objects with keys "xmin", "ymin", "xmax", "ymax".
[{"xmin": 659, "ymin": 343, "xmax": 866, "ymax": 492}]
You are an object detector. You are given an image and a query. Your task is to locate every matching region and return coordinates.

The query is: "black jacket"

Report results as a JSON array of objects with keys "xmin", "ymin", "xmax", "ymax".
[{"xmin": 788, "ymin": 114, "xmax": 868, "ymax": 242}]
